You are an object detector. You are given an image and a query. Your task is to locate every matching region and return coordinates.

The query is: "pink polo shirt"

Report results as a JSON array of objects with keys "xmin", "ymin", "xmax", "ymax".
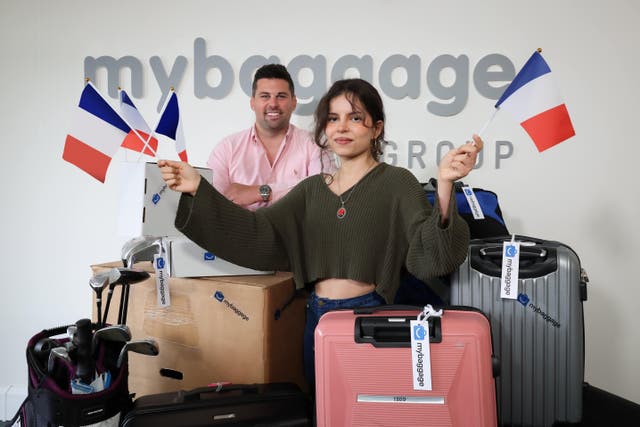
[{"xmin": 207, "ymin": 124, "xmax": 334, "ymax": 210}]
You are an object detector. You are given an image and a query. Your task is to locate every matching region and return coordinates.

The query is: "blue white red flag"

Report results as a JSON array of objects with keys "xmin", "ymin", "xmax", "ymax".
[
  {"xmin": 155, "ymin": 90, "xmax": 188, "ymax": 162},
  {"xmin": 495, "ymin": 50, "xmax": 575, "ymax": 152},
  {"xmin": 63, "ymin": 82, "xmax": 130, "ymax": 182},
  {"xmin": 119, "ymin": 89, "xmax": 158, "ymax": 157}
]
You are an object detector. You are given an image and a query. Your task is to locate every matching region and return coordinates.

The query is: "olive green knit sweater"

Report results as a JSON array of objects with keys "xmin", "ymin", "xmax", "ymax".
[{"xmin": 175, "ymin": 162, "xmax": 469, "ymax": 303}]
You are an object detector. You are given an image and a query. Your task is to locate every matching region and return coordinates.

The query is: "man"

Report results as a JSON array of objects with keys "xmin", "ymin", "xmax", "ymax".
[{"xmin": 207, "ymin": 64, "xmax": 332, "ymax": 210}]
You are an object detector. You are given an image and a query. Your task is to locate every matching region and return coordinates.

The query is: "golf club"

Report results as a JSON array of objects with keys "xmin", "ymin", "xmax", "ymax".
[
  {"xmin": 116, "ymin": 339, "xmax": 159, "ymax": 369},
  {"xmin": 47, "ymin": 347, "xmax": 73, "ymax": 374},
  {"xmin": 119, "ymin": 236, "xmax": 164, "ymax": 325},
  {"xmin": 89, "ymin": 273, "xmax": 109, "ymax": 327},
  {"xmin": 91, "ymin": 324, "xmax": 132, "ymax": 355},
  {"xmin": 100, "ymin": 268, "xmax": 124, "ymax": 326},
  {"xmin": 74, "ymin": 318, "xmax": 95, "ymax": 384},
  {"xmin": 101, "ymin": 267, "xmax": 150, "ymax": 326},
  {"xmin": 121, "ymin": 236, "xmax": 164, "ymax": 269}
]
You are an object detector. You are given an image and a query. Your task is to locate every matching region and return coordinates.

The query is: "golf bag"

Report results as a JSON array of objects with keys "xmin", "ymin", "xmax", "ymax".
[{"xmin": 3, "ymin": 323, "xmax": 132, "ymax": 427}]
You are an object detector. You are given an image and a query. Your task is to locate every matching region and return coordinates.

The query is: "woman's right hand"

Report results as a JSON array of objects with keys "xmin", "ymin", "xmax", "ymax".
[{"xmin": 158, "ymin": 160, "xmax": 201, "ymax": 196}]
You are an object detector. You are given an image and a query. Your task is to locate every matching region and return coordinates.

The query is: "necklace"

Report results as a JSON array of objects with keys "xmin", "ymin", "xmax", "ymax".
[{"xmin": 335, "ymin": 162, "xmax": 378, "ymax": 219}]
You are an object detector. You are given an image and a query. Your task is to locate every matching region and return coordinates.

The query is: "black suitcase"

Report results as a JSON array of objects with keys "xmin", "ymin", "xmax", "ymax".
[{"xmin": 120, "ymin": 382, "xmax": 311, "ymax": 426}]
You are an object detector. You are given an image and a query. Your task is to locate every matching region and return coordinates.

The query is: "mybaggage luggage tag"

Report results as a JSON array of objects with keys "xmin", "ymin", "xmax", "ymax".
[
  {"xmin": 461, "ymin": 186, "xmax": 485, "ymax": 220},
  {"xmin": 153, "ymin": 248, "xmax": 171, "ymax": 307},
  {"xmin": 500, "ymin": 237, "xmax": 520, "ymax": 299},
  {"xmin": 410, "ymin": 305, "xmax": 442, "ymax": 391}
]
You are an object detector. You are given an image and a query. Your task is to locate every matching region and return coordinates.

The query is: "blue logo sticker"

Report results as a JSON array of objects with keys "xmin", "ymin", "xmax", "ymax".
[
  {"xmin": 204, "ymin": 252, "xmax": 216, "ymax": 261},
  {"xmin": 152, "ymin": 193, "xmax": 161, "ymax": 205},
  {"xmin": 517, "ymin": 293, "xmax": 530, "ymax": 306},
  {"xmin": 156, "ymin": 257, "xmax": 165, "ymax": 269},
  {"xmin": 214, "ymin": 291, "xmax": 224, "ymax": 302},
  {"xmin": 413, "ymin": 324, "xmax": 427, "ymax": 341},
  {"xmin": 505, "ymin": 244, "xmax": 518, "ymax": 258},
  {"xmin": 463, "ymin": 188, "xmax": 472, "ymax": 196}
]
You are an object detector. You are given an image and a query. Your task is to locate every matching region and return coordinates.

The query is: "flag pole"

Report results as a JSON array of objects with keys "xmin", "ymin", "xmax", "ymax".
[
  {"xmin": 85, "ymin": 79, "xmax": 157, "ymax": 159},
  {"xmin": 477, "ymin": 107, "xmax": 499, "ymax": 140},
  {"xmin": 139, "ymin": 87, "xmax": 175, "ymax": 162},
  {"xmin": 117, "ymin": 86, "xmax": 158, "ymax": 160},
  {"xmin": 131, "ymin": 86, "xmax": 177, "ymax": 161}
]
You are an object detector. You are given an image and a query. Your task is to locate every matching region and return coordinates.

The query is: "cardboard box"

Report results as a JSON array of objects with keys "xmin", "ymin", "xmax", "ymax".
[
  {"xmin": 166, "ymin": 236, "xmax": 272, "ymax": 278},
  {"xmin": 92, "ymin": 262, "xmax": 308, "ymax": 397}
]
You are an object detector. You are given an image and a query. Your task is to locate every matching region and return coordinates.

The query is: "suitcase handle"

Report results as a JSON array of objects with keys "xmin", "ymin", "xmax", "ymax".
[
  {"xmin": 354, "ymin": 316, "xmax": 442, "ymax": 348},
  {"xmin": 180, "ymin": 384, "xmax": 258, "ymax": 402},
  {"xmin": 470, "ymin": 244, "xmax": 558, "ymax": 278},
  {"xmin": 479, "ymin": 246, "xmax": 547, "ymax": 259},
  {"xmin": 353, "ymin": 304, "xmax": 425, "ymax": 315},
  {"xmin": 179, "ymin": 383, "xmax": 302, "ymax": 403}
]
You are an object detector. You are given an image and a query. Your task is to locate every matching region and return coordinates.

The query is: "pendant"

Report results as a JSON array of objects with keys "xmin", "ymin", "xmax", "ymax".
[{"xmin": 337, "ymin": 205, "xmax": 347, "ymax": 219}]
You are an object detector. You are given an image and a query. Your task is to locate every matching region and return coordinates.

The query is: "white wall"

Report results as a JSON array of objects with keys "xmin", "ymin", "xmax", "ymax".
[{"xmin": 1, "ymin": 0, "xmax": 639, "ymax": 412}]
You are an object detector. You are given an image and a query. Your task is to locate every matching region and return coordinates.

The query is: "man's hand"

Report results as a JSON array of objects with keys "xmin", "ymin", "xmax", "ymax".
[{"xmin": 224, "ymin": 183, "xmax": 262, "ymax": 207}]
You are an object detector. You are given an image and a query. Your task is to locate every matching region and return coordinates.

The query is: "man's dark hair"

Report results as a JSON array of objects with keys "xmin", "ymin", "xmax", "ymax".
[{"xmin": 252, "ymin": 64, "xmax": 295, "ymax": 96}]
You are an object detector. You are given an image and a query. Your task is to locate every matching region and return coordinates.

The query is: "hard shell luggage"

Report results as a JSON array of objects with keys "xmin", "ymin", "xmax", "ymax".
[
  {"xmin": 119, "ymin": 382, "xmax": 311, "ymax": 426},
  {"xmin": 314, "ymin": 306, "xmax": 498, "ymax": 427},
  {"xmin": 450, "ymin": 236, "xmax": 588, "ymax": 426}
]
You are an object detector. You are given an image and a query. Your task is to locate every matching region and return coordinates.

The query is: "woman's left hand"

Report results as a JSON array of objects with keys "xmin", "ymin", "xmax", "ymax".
[{"xmin": 438, "ymin": 134, "xmax": 484, "ymax": 183}]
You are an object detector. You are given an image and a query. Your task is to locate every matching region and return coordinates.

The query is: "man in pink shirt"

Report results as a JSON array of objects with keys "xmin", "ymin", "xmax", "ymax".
[{"xmin": 207, "ymin": 64, "xmax": 333, "ymax": 210}]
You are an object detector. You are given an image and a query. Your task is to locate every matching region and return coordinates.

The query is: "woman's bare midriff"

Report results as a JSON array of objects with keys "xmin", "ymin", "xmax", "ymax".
[{"xmin": 314, "ymin": 278, "xmax": 376, "ymax": 299}]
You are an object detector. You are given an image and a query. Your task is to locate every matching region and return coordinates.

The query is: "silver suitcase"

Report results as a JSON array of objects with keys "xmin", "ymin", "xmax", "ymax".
[{"xmin": 450, "ymin": 236, "xmax": 588, "ymax": 426}]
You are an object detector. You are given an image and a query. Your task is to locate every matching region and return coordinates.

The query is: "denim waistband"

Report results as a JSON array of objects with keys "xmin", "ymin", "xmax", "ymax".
[{"xmin": 307, "ymin": 290, "xmax": 385, "ymax": 315}]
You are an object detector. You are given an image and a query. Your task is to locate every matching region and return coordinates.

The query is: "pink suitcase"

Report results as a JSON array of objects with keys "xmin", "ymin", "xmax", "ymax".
[{"xmin": 314, "ymin": 306, "xmax": 498, "ymax": 427}]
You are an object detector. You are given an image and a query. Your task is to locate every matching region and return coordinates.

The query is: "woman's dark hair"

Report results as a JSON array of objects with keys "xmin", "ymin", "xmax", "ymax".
[{"xmin": 313, "ymin": 78, "xmax": 386, "ymax": 161}]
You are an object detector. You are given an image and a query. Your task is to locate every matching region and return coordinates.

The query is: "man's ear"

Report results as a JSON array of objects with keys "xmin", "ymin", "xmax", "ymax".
[{"xmin": 250, "ymin": 96, "xmax": 256, "ymax": 112}]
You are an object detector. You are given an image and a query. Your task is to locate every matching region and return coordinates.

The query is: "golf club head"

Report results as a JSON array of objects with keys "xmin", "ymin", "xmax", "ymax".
[
  {"xmin": 47, "ymin": 347, "xmax": 72, "ymax": 373},
  {"xmin": 89, "ymin": 274, "xmax": 109, "ymax": 294},
  {"xmin": 121, "ymin": 236, "xmax": 164, "ymax": 268},
  {"xmin": 116, "ymin": 339, "xmax": 159, "ymax": 368},
  {"xmin": 93, "ymin": 268, "xmax": 121, "ymax": 288},
  {"xmin": 102, "ymin": 268, "xmax": 150, "ymax": 326},
  {"xmin": 92, "ymin": 324, "xmax": 132, "ymax": 354}
]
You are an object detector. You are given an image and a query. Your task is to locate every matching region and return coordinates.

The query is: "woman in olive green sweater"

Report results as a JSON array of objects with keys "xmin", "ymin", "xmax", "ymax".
[{"xmin": 158, "ymin": 78, "xmax": 483, "ymax": 386}]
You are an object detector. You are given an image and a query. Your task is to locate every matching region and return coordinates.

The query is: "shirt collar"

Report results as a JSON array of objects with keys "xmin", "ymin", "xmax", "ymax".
[{"xmin": 251, "ymin": 124, "xmax": 294, "ymax": 145}]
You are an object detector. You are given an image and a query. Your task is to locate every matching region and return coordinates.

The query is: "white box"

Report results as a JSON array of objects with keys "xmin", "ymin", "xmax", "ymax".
[
  {"xmin": 167, "ymin": 236, "xmax": 271, "ymax": 278},
  {"xmin": 143, "ymin": 163, "xmax": 213, "ymax": 237},
  {"xmin": 117, "ymin": 162, "xmax": 213, "ymax": 238}
]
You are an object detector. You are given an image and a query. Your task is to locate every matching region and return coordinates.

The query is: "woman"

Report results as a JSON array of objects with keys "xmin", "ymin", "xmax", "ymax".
[{"xmin": 158, "ymin": 78, "xmax": 482, "ymax": 386}]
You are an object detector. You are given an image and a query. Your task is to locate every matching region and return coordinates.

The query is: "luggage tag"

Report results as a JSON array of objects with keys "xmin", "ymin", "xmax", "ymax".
[
  {"xmin": 500, "ymin": 235, "xmax": 520, "ymax": 299},
  {"xmin": 153, "ymin": 238, "xmax": 171, "ymax": 307},
  {"xmin": 461, "ymin": 186, "xmax": 485, "ymax": 220},
  {"xmin": 410, "ymin": 304, "xmax": 442, "ymax": 391}
]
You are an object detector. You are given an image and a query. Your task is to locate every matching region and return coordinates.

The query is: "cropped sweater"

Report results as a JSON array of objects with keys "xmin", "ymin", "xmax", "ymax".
[{"xmin": 175, "ymin": 162, "xmax": 470, "ymax": 303}]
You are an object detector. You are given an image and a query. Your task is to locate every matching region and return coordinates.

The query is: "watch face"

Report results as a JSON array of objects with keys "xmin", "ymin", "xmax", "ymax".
[{"xmin": 259, "ymin": 185, "xmax": 271, "ymax": 201}]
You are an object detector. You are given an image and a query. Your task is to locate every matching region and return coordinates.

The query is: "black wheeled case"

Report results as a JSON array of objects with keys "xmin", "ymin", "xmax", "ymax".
[
  {"xmin": 120, "ymin": 382, "xmax": 311, "ymax": 426},
  {"xmin": 450, "ymin": 236, "xmax": 588, "ymax": 427}
]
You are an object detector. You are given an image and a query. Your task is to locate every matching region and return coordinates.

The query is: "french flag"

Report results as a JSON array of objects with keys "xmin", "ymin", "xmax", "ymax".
[
  {"xmin": 63, "ymin": 82, "xmax": 130, "ymax": 182},
  {"xmin": 119, "ymin": 89, "xmax": 158, "ymax": 157},
  {"xmin": 155, "ymin": 90, "xmax": 188, "ymax": 162},
  {"xmin": 495, "ymin": 50, "xmax": 575, "ymax": 152}
]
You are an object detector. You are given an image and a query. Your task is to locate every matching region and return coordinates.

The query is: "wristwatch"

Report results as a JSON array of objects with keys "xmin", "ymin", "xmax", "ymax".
[{"xmin": 259, "ymin": 184, "xmax": 272, "ymax": 202}]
